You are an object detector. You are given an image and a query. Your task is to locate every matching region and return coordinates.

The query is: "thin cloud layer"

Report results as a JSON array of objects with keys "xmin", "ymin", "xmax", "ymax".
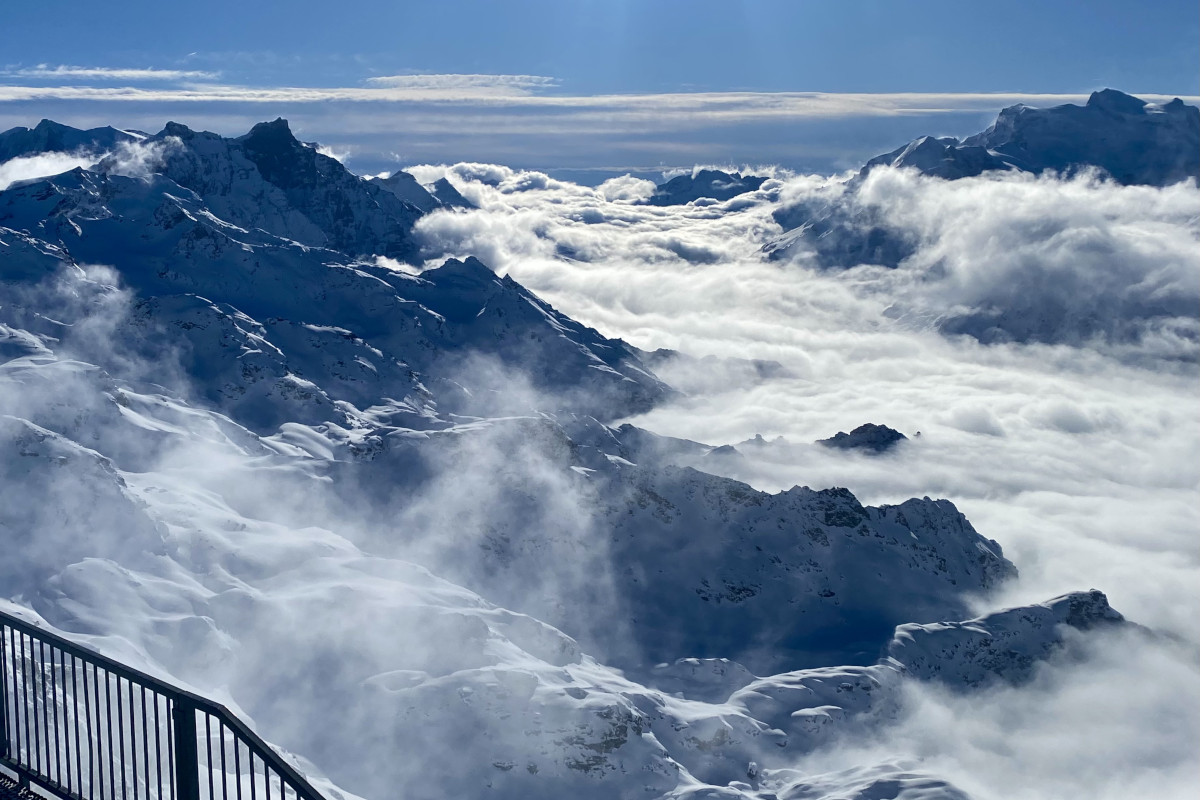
[
  {"xmin": 3, "ymin": 64, "xmax": 220, "ymax": 81},
  {"xmin": 2, "ymin": 82, "xmax": 1194, "ymax": 113},
  {"xmin": 364, "ymin": 73, "xmax": 559, "ymax": 95}
]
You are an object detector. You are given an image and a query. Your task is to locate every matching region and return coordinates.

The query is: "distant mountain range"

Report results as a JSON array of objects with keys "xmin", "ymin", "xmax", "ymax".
[
  {"xmin": 765, "ymin": 89, "xmax": 1199, "ymax": 271},
  {"xmin": 863, "ymin": 88, "xmax": 1199, "ymax": 186}
]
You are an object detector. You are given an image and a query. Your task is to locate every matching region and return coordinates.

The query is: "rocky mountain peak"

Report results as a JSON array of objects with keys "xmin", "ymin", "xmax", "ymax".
[
  {"xmin": 158, "ymin": 121, "xmax": 197, "ymax": 139},
  {"xmin": 817, "ymin": 423, "xmax": 908, "ymax": 454},
  {"xmin": 1086, "ymin": 88, "xmax": 1148, "ymax": 115}
]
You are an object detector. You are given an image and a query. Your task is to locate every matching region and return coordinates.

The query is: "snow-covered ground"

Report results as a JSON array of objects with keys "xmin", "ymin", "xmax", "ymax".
[{"xmin": 2, "ymin": 92, "xmax": 1198, "ymax": 799}]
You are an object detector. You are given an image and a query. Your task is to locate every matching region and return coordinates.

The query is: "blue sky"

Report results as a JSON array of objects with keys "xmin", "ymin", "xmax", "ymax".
[{"xmin": 2, "ymin": 0, "xmax": 1197, "ymax": 178}]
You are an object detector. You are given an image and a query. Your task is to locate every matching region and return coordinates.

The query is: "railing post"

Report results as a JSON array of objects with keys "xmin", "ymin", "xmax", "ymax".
[
  {"xmin": 0, "ymin": 625, "xmax": 8, "ymax": 761},
  {"xmin": 173, "ymin": 700, "xmax": 201, "ymax": 800}
]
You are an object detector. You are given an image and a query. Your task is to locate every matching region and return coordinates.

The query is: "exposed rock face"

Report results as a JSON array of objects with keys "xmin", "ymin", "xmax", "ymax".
[{"xmin": 817, "ymin": 423, "xmax": 908, "ymax": 454}]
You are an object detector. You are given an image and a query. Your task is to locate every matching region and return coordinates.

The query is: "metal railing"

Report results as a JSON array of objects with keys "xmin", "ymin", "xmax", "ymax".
[{"xmin": 0, "ymin": 610, "xmax": 326, "ymax": 800}]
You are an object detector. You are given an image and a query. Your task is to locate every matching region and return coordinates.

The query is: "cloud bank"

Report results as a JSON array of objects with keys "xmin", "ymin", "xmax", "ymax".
[
  {"xmin": 411, "ymin": 162, "xmax": 1200, "ymax": 640},
  {"xmin": 404, "ymin": 160, "xmax": 1200, "ymax": 795}
]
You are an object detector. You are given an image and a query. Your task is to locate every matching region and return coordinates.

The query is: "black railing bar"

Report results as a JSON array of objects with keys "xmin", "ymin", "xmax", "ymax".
[
  {"xmin": 39, "ymin": 640, "xmax": 49, "ymax": 778},
  {"xmin": 20, "ymin": 636, "xmax": 29, "ymax": 775},
  {"xmin": 205, "ymin": 715, "xmax": 214, "ymax": 800},
  {"xmin": 52, "ymin": 646, "xmax": 62, "ymax": 790},
  {"xmin": 23, "ymin": 632, "xmax": 34, "ymax": 780},
  {"xmin": 104, "ymin": 668, "xmax": 115, "ymax": 800},
  {"xmin": 130, "ymin": 685, "xmax": 137, "ymax": 800},
  {"xmin": 62, "ymin": 650, "xmax": 71, "ymax": 794},
  {"xmin": 55, "ymin": 649, "xmax": 66, "ymax": 793},
  {"xmin": 17, "ymin": 631, "xmax": 27, "ymax": 773},
  {"xmin": 28, "ymin": 634, "xmax": 40, "ymax": 777},
  {"xmin": 0, "ymin": 613, "xmax": 326, "ymax": 800},
  {"xmin": 146, "ymin": 688, "xmax": 153, "ymax": 800},
  {"xmin": 218, "ymin": 719, "xmax": 227, "ymax": 800},
  {"xmin": 233, "ymin": 737, "xmax": 242, "ymax": 800},
  {"xmin": 140, "ymin": 686, "xmax": 150, "ymax": 800},
  {"xmin": 1, "ymin": 628, "xmax": 9, "ymax": 760},
  {"xmin": 11, "ymin": 629, "xmax": 21, "ymax": 771},
  {"xmin": 155, "ymin": 691, "xmax": 164, "ymax": 800},
  {"xmin": 71, "ymin": 656, "xmax": 82, "ymax": 798},
  {"xmin": 90, "ymin": 661, "xmax": 102, "ymax": 800},
  {"xmin": 82, "ymin": 658, "xmax": 93, "ymax": 800},
  {"xmin": 166, "ymin": 699, "xmax": 175, "ymax": 800},
  {"xmin": 132, "ymin": 682, "xmax": 140, "ymax": 800},
  {"xmin": 117, "ymin": 676, "xmax": 127, "ymax": 800},
  {"xmin": 0, "ymin": 620, "xmax": 9, "ymax": 760}
]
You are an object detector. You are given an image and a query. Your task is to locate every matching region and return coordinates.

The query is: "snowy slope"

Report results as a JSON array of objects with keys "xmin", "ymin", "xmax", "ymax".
[
  {"xmin": 0, "ymin": 162, "xmax": 669, "ymax": 421},
  {"xmin": 0, "ymin": 350, "xmax": 1126, "ymax": 799},
  {"xmin": 121, "ymin": 119, "xmax": 425, "ymax": 260}
]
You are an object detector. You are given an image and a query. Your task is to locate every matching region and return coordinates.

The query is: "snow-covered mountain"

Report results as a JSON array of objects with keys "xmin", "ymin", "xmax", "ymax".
[
  {"xmin": 0, "ymin": 116, "xmax": 1170, "ymax": 799},
  {"xmin": 369, "ymin": 169, "xmax": 475, "ymax": 212},
  {"xmin": 767, "ymin": 90, "xmax": 1200, "ymax": 270},
  {"xmin": 0, "ymin": 118, "xmax": 140, "ymax": 162},
  {"xmin": 647, "ymin": 169, "xmax": 768, "ymax": 206},
  {"xmin": 139, "ymin": 118, "xmax": 427, "ymax": 260},
  {"xmin": 864, "ymin": 89, "xmax": 1199, "ymax": 186},
  {"xmin": 0, "ymin": 145, "xmax": 669, "ymax": 422}
]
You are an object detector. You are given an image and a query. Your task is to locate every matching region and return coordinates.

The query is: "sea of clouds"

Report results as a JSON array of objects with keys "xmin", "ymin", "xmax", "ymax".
[
  {"xmin": 405, "ymin": 161, "xmax": 1200, "ymax": 796},
  {"xmin": 2, "ymin": 144, "xmax": 1197, "ymax": 797}
]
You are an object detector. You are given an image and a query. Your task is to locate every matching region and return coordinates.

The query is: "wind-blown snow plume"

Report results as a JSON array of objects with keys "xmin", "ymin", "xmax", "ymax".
[{"xmin": 0, "ymin": 150, "xmax": 98, "ymax": 189}]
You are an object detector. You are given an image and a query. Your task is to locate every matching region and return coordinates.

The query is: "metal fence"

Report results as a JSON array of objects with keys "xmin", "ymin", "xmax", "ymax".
[{"xmin": 0, "ymin": 610, "xmax": 326, "ymax": 800}]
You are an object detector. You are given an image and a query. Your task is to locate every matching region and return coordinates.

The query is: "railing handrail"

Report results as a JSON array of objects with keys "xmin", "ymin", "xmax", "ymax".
[{"xmin": 0, "ymin": 608, "xmax": 327, "ymax": 800}]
